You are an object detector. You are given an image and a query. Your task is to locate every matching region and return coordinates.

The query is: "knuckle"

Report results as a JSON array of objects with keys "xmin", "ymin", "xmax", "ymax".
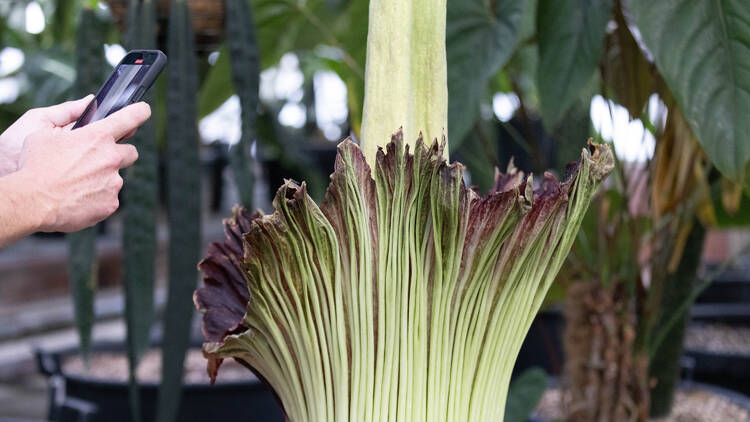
[
  {"xmin": 112, "ymin": 174, "xmax": 124, "ymax": 191},
  {"xmin": 128, "ymin": 145, "xmax": 139, "ymax": 161},
  {"xmin": 105, "ymin": 149, "xmax": 121, "ymax": 168},
  {"xmin": 23, "ymin": 109, "xmax": 41, "ymax": 120},
  {"xmin": 101, "ymin": 131, "xmax": 116, "ymax": 144}
]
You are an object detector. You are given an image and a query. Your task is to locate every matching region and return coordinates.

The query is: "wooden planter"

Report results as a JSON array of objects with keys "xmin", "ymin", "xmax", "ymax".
[{"xmin": 105, "ymin": 0, "xmax": 224, "ymax": 55}]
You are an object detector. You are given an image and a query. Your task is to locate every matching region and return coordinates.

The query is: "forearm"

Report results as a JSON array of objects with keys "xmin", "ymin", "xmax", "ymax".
[{"xmin": 0, "ymin": 172, "xmax": 44, "ymax": 247}]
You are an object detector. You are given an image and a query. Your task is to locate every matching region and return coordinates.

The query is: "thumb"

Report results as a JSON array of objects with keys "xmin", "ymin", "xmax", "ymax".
[{"xmin": 43, "ymin": 94, "xmax": 95, "ymax": 127}]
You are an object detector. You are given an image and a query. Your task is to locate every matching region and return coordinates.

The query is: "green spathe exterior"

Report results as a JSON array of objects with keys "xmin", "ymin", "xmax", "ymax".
[{"xmin": 195, "ymin": 133, "xmax": 613, "ymax": 422}]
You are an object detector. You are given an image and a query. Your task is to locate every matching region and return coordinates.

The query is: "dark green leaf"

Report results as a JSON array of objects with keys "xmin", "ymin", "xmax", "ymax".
[
  {"xmin": 157, "ymin": 2, "xmax": 201, "ymax": 422},
  {"xmin": 67, "ymin": 226, "xmax": 97, "ymax": 362},
  {"xmin": 630, "ymin": 0, "xmax": 750, "ymax": 185},
  {"xmin": 447, "ymin": 0, "xmax": 525, "ymax": 150},
  {"xmin": 504, "ymin": 367, "xmax": 548, "ymax": 422},
  {"xmin": 536, "ymin": 0, "xmax": 612, "ymax": 129}
]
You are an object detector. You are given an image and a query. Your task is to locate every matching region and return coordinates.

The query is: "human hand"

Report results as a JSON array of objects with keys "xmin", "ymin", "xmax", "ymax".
[
  {"xmin": 0, "ymin": 95, "xmax": 95, "ymax": 176},
  {"xmin": 15, "ymin": 102, "xmax": 151, "ymax": 233}
]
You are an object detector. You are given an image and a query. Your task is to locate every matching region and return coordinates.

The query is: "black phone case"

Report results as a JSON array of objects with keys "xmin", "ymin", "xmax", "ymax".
[
  {"xmin": 124, "ymin": 50, "xmax": 167, "ymax": 104},
  {"xmin": 73, "ymin": 49, "xmax": 167, "ymax": 129}
]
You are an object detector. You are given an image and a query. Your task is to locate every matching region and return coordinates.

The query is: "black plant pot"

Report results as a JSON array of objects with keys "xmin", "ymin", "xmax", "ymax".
[
  {"xmin": 684, "ymin": 303, "xmax": 750, "ymax": 396},
  {"xmin": 696, "ymin": 264, "xmax": 750, "ymax": 304},
  {"xmin": 35, "ymin": 343, "xmax": 284, "ymax": 422}
]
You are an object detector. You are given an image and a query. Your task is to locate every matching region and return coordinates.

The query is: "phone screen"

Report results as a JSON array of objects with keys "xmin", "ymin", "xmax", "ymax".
[{"xmin": 73, "ymin": 63, "xmax": 152, "ymax": 129}]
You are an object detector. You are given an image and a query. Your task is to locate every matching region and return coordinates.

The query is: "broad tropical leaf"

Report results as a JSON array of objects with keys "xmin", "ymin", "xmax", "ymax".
[
  {"xmin": 195, "ymin": 133, "xmax": 613, "ymax": 422},
  {"xmin": 447, "ymin": 0, "xmax": 525, "ymax": 150},
  {"xmin": 630, "ymin": 0, "xmax": 750, "ymax": 185},
  {"xmin": 536, "ymin": 0, "xmax": 612, "ymax": 129}
]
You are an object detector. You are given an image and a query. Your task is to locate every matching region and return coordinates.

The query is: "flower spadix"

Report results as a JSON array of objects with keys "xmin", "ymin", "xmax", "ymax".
[{"xmin": 195, "ymin": 131, "xmax": 613, "ymax": 422}]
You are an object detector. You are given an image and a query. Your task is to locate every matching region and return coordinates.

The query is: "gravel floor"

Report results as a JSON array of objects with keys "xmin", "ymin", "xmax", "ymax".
[
  {"xmin": 63, "ymin": 348, "xmax": 256, "ymax": 384},
  {"xmin": 535, "ymin": 387, "xmax": 749, "ymax": 422},
  {"xmin": 685, "ymin": 323, "xmax": 750, "ymax": 355},
  {"xmin": 0, "ymin": 373, "xmax": 47, "ymax": 419}
]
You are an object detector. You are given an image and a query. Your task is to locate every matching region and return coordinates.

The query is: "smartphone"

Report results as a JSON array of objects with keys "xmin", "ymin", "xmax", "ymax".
[{"xmin": 72, "ymin": 50, "xmax": 167, "ymax": 129}]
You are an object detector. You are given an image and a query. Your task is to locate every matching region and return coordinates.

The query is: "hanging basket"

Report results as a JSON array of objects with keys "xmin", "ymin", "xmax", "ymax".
[{"xmin": 105, "ymin": 0, "xmax": 224, "ymax": 55}]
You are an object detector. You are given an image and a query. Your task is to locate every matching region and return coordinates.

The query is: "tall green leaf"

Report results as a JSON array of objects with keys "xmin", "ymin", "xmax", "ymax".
[
  {"xmin": 122, "ymin": 0, "xmax": 158, "ymax": 420},
  {"xmin": 630, "ymin": 0, "xmax": 750, "ymax": 186},
  {"xmin": 157, "ymin": 1, "xmax": 201, "ymax": 421},
  {"xmin": 225, "ymin": 0, "xmax": 260, "ymax": 208},
  {"xmin": 536, "ymin": 0, "xmax": 612, "ymax": 129},
  {"xmin": 447, "ymin": 0, "xmax": 526, "ymax": 150},
  {"xmin": 67, "ymin": 226, "xmax": 97, "ymax": 360},
  {"xmin": 67, "ymin": 5, "xmax": 106, "ymax": 362}
]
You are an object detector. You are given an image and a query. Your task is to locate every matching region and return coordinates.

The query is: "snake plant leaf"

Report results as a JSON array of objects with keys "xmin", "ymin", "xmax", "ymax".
[
  {"xmin": 225, "ymin": 0, "xmax": 260, "ymax": 209},
  {"xmin": 122, "ymin": 0, "xmax": 158, "ymax": 420},
  {"xmin": 157, "ymin": 1, "xmax": 201, "ymax": 422},
  {"xmin": 630, "ymin": 0, "xmax": 750, "ymax": 186},
  {"xmin": 68, "ymin": 5, "xmax": 106, "ymax": 362},
  {"xmin": 446, "ymin": 0, "xmax": 525, "ymax": 150},
  {"xmin": 195, "ymin": 132, "xmax": 612, "ymax": 422},
  {"xmin": 536, "ymin": 0, "xmax": 612, "ymax": 129}
]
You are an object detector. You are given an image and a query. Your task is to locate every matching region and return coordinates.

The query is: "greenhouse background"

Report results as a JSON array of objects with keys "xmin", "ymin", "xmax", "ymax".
[{"xmin": 0, "ymin": 0, "xmax": 749, "ymax": 421}]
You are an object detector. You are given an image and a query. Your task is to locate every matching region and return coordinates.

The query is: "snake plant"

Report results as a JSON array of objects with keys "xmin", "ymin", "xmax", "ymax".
[{"xmin": 195, "ymin": 1, "xmax": 613, "ymax": 421}]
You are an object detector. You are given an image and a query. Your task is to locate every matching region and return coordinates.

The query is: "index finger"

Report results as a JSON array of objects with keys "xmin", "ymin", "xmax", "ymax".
[{"xmin": 83, "ymin": 102, "xmax": 151, "ymax": 142}]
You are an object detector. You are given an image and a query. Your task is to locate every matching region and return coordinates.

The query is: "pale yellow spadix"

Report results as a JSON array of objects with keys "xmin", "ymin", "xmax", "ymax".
[{"xmin": 360, "ymin": 0, "xmax": 449, "ymax": 165}]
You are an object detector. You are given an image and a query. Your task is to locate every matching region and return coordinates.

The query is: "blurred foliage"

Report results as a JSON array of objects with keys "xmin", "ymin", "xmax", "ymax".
[
  {"xmin": 0, "ymin": 0, "xmax": 119, "ymax": 128},
  {"xmin": 504, "ymin": 367, "xmax": 548, "ymax": 422}
]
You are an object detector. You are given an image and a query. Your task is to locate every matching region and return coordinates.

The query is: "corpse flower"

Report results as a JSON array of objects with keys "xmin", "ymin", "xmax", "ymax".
[
  {"xmin": 195, "ymin": 0, "xmax": 613, "ymax": 419},
  {"xmin": 195, "ymin": 131, "xmax": 613, "ymax": 422}
]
